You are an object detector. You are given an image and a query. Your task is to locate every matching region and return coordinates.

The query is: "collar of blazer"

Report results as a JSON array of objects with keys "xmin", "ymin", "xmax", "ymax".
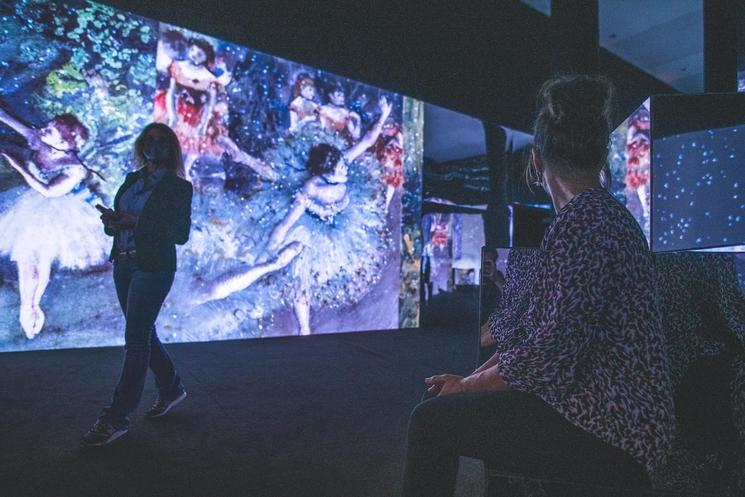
[{"xmin": 117, "ymin": 168, "xmax": 174, "ymax": 209}]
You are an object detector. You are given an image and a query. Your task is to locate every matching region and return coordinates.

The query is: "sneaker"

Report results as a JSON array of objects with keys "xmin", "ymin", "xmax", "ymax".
[
  {"xmin": 145, "ymin": 390, "xmax": 187, "ymax": 419},
  {"xmin": 80, "ymin": 419, "xmax": 128, "ymax": 448}
]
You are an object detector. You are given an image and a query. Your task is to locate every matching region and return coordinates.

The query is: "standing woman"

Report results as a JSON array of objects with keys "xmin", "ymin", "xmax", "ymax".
[
  {"xmin": 401, "ymin": 76, "xmax": 675, "ymax": 496},
  {"xmin": 81, "ymin": 123, "xmax": 193, "ymax": 447}
]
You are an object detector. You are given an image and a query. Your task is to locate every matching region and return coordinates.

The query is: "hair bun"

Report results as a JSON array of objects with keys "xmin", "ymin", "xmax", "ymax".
[
  {"xmin": 532, "ymin": 75, "xmax": 616, "ymax": 174},
  {"xmin": 543, "ymin": 75, "xmax": 612, "ymax": 130}
]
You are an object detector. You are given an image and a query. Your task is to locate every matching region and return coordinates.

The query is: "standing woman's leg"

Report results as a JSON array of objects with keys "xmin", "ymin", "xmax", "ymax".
[
  {"xmin": 112, "ymin": 259, "xmax": 133, "ymax": 315},
  {"xmin": 102, "ymin": 263, "xmax": 174, "ymax": 425},
  {"xmin": 148, "ymin": 326, "xmax": 183, "ymax": 399}
]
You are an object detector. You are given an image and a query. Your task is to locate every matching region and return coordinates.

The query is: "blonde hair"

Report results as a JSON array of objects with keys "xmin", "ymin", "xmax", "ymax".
[{"xmin": 133, "ymin": 122, "xmax": 185, "ymax": 178}]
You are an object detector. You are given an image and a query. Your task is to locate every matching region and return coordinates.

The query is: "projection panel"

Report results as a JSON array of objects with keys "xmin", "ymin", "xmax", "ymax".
[
  {"xmin": 0, "ymin": 0, "xmax": 422, "ymax": 351},
  {"xmin": 609, "ymin": 94, "xmax": 745, "ymax": 253}
]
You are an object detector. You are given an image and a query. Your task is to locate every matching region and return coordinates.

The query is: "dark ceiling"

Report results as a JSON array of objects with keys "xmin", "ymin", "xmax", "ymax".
[{"xmin": 523, "ymin": 0, "xmax": 705, "ymax": 92}]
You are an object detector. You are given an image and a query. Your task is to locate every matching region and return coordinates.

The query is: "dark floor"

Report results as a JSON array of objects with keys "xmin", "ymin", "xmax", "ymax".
[{"xmin": 0, "ymin": 289, "xmax": 480, "ymax": 497}]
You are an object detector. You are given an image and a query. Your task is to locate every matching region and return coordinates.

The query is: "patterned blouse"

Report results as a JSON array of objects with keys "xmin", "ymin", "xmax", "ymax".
[
  {"xmin": 652, "ymin": 252, "xmax": 745, "ymax": 493},
  {"xmin": 489, "ymin": 187, "xmax": 676, "ymax": 475}
]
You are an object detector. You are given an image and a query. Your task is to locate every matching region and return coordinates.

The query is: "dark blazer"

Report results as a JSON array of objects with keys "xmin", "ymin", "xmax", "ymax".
[{"xmin": 105, "ymin": 170, "xmax": 193, "ymax": 272}]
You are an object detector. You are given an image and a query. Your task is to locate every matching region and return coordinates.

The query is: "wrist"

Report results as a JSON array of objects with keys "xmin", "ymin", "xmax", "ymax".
[{"xmin": 461, "ymin": 374, "xmax": 479, "ymax": 393}]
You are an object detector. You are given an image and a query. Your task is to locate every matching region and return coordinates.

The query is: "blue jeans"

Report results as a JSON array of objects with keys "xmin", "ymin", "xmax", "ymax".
[{"xmin": 101, "ymin": 258, "xmax": 184, "ymax": 426}]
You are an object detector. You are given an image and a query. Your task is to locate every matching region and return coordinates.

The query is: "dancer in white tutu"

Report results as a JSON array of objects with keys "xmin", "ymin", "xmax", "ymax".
[{"xmin": 0, "ymin": 107, "xmax": 108, "ymax": 338}]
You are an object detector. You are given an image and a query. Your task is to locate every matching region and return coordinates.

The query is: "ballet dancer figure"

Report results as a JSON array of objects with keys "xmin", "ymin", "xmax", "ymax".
[
  {"xmin": 198, "ymin": 96, "xmax": 393, "ymax": 335},
  {"xmin": 0, "ymin": 107, "xmax": 108, "ymax": 338}
]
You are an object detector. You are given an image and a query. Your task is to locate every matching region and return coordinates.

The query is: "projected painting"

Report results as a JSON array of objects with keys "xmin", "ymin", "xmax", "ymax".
[
  {"xmin": 608, "ymin": 99, "xmax": 651, "ymax": 242},
  {"xmin": 653, "ymin": 125, "xmax": 745, "ymax": 251},
  {"xmin": 609, "ymin": 94, "xmax": 745, "ymax": 253},
  {"xmin": 739, "ymin": 2, "xmax": 745, "ymax": 93},
  {"xmin": 0, "ymin": 0, "xmax": 422, "ymax": 352}
]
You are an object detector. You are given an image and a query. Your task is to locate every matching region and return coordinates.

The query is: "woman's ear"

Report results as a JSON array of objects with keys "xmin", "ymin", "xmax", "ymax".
[
  {"xmin": 531, "ymin": 148, "xmax": 542, "ymax": 174},
  {"xmin": 529, "ymin": 147, "xmax": 544, "ymax": 187}
]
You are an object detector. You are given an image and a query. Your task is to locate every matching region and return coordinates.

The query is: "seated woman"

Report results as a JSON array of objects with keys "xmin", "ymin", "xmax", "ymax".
[{"xmin": 401, "ymin": 75, "xmax": 676, "ymax": 497}]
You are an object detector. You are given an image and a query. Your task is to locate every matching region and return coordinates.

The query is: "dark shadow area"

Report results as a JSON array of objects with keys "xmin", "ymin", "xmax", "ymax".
[{"xmin": 0, "ymin": 319, "xmax": 477, "ymax": 497}]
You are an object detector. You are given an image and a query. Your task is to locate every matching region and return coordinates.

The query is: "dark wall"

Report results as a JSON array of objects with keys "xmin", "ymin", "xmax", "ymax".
[
  {"xmin": 99, "ymin": 0, "xmax": 675, "ymax": 130},
  {"xmin": 737, "ymin": 0, "xmax": 745, "ymax": 74},
  {"xmin": 599, "ymin": 49, "xmax": 677, "ymax": 123}
]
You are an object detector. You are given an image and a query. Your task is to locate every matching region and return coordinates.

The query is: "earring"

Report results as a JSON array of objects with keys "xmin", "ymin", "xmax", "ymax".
[{"xmin": 531, "ymin": 161, "xmax": 543, "ymax": 187}]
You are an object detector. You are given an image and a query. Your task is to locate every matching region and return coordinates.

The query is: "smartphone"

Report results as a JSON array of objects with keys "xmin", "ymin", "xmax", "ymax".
[{"xmin": 95, "ymin": 204, "xmax": 113, "ymax": 215}]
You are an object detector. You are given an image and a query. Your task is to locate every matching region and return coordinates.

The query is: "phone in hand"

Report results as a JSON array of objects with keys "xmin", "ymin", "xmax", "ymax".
[{"xmin": 95, "ymin": 204, "xmax": 113, "ymax": 215}]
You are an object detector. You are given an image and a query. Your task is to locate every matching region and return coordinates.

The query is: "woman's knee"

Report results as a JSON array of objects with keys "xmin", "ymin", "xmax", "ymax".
[
  {"xmin": 124, "ymin": 325, "xmax": 153, "ymax": 349},
  {"xmin": 408, "ymin": 396, "xmax": 450, "ymax": 437}
]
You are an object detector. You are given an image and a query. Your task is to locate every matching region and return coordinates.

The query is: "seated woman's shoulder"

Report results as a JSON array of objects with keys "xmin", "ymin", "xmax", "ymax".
[{"xmin": 551, "ymin": 206, "xmax": 647, "ymax": 258}]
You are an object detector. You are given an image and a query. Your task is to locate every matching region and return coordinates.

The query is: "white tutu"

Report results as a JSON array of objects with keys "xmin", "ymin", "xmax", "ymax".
[{"xmin": 0, "ymin": 187, "xmax": 109, "ymax": 269}]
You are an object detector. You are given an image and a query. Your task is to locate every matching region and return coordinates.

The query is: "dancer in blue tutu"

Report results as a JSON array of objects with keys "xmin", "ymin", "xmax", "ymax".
[{"xmin": 193, "ymin": 96, "xmax": 393, "ymax": 335}]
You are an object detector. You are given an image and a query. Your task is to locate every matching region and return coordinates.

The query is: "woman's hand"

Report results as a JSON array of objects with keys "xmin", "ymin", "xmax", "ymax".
[
  {"xmin": 343, "ymin": 96, "xmax": 393, "ymax": 163},
  {"xmin": 425, "ymin": 374, "xmax": 467, "ymax": 397},
  {"xmin": 378, "ymin": 95, "xmax": 392, "ymax": 119},
  {"xmin": 105, "ymin": 212, "xmax": 138, "ymax": 231},
  {"xmin": 100, "ymin": 214, "xmax": 120, "ymax": 233}
]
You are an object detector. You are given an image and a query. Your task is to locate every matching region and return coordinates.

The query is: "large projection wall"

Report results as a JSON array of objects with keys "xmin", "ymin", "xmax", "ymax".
[{"xmin": 0, "ymin": 0, "xmax": 423, "ymax": 351}]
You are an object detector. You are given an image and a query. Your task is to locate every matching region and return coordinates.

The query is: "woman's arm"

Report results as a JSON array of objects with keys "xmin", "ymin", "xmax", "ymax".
[
  {"xmin": 164, "ymin": 181, "xmax": 193, "ymax": 245},
  {"xmin": 300, "ymin": 113, "xmax": 318, "ymax": 126},
  {"xmin": 1, "ymin": 152, "xmax": 84, "ymax": 197},
  {"xmin": 103, "ymin": 214, "xmax": 118, "ymax": 236},
  {"xmin": 425, "ymin": 363, "xmax": 510, "ymax": 397},
  {"xmin": 289, "ymin": 100, "xmax": 301, "ymax": 132},
  {"xmin": 289, "ymin": 110, "xmax": 299, "ymax": 132},
  {"xmin": 136, "ymin": 179, "xmax": 193, "ymax": 244},
  {"xmin": 265, "ymin": 188, "xmax": 309, "ymax": 254},
  {"xmin": 343, "ymin": 96, "xmax": 392, "ymax": 163},
  {"xmin": 239, "ymin": 153, "xmax": 277, "ymax": 182},
  {"xmin": 480, "ymin": 321, "xmax": 496, "ymax": 348},
  {"xmin": 0, "ymin": 106, "xmax": 37, "ymax": 143},
  {"xmin": 217, "ymin": 135, "xmax": 277, "ymax": 181},
  {"xmin": 495, "ymin": 235, "xmax": 608, "ymax": 395},
  {"xmin": 0, "ymin": 107, "xmax": 42, "ymax": 150},
  {"xmin": 348, "ymin": 111, "xmax": 361, "ymax": 138},
  {"xmin": 463, "ymin": 363, "xmax": 510, "ymax": 392},
  {"xmin": 290, "ymin": 102, "xmax": 317, "ymax": 131},
  {"xmin": 166, "ymin": 77, "xmax": 178, "ymax": 128},
  {"xmin": 472, "ymin": 349, "xmax": 500, "ymax": 375}
]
